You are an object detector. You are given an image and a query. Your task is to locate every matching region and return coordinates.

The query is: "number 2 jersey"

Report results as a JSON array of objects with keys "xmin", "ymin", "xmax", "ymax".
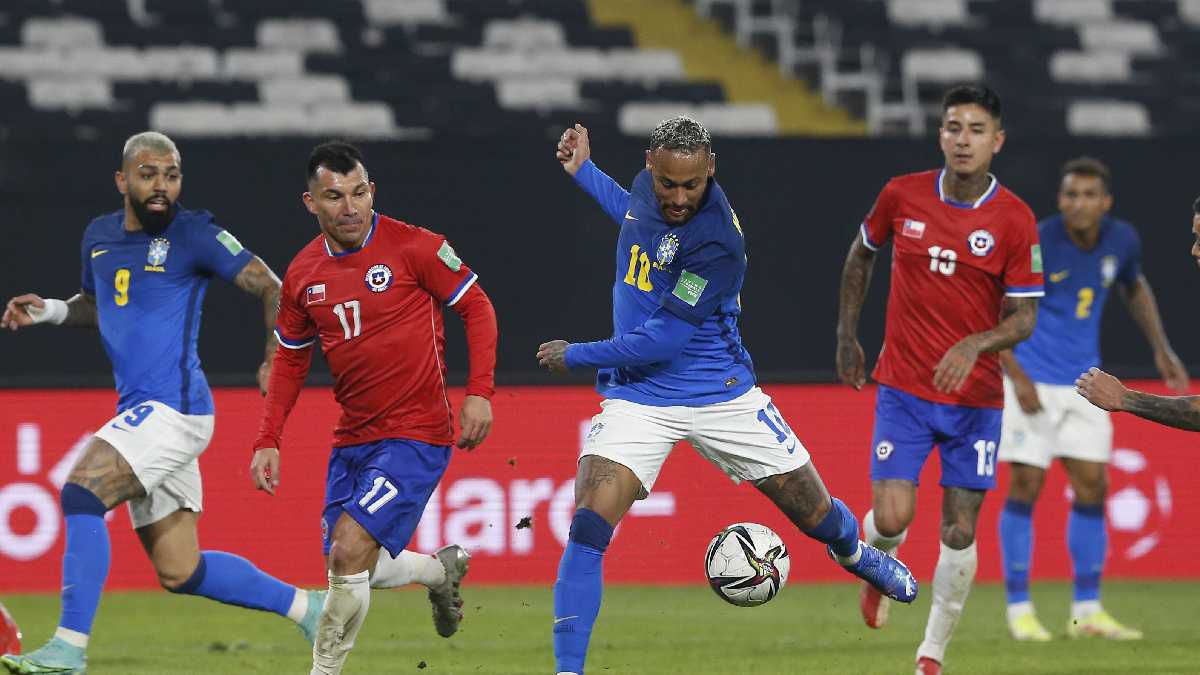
[
  {"xmin": 81, "ymin": 207, "xmax": 253, "ymax": 414},
  {"xmin": 861, "ymin": 169, "xmax": 1043, "ymax": 408},
  {"xmin": 255, "ymin": 213, "xmax": 497, "ymax": 449}
]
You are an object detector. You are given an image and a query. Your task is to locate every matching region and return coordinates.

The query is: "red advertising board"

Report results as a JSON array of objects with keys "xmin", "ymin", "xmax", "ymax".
[{"xmin": 1, "ymin": 383, "xmax": 1196, "ymax": 592}]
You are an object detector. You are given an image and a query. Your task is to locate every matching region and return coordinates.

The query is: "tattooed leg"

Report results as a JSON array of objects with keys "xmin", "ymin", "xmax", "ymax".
[{"xmin": 66, "ymin": 437, "xmax": 146, "ymax": 509}]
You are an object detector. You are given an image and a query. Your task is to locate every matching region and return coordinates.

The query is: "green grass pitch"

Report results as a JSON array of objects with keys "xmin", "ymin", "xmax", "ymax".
[{"xmin": 3, "ymin": 581, "xmax": 1197, "ymax": 674}]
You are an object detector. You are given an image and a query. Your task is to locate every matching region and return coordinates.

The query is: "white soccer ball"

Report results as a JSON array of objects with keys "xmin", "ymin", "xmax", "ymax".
[{"xmin": 704, "ymin": 522, "xmax": 790, "ymax": 607}]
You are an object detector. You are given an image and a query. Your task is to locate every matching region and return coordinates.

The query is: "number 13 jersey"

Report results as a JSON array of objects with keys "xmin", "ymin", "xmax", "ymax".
[
  {"xmin": 860, "ymin": 169, "xmax": 1043, "ymax": 408},
  {"xmin": 273, "ymin": 213, "xmax": 479, "ymax": 447}
]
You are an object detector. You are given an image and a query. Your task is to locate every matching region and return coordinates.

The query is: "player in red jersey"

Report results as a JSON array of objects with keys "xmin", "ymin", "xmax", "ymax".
[
  {"xmin": 250, "ymin": 142, "xmax": 498, "ymax": 674},
  {"xmin": 836, "ymin": 85, "xmax": 1043, "ymax": 675}
]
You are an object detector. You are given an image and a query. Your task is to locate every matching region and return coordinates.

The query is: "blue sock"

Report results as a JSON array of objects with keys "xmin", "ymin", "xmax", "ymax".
[
  {"xmin": 1068, "ymin": 503, "xmax": 1106, "ymax": 603},
  {"xmin": 58, "ymin": 483, "xmax": 111, "ymax": 637},
  {"xmin": 999, "ymin": 499, "xmax": 1034, "ymax": 605},
  {"xmin": 171, "ymin": 551, "xmax": 294, "ymax": 617},
  {"xmin": 802, "ymin": 497, "xmax": 860, "ymax": 558},
  {"xmin": 553, "ymin": 508, "xmax": 613, "ymax": 675}
]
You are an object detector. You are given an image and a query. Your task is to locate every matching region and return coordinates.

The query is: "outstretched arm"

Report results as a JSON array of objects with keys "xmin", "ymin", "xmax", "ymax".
[
  {"xmin": 250, "ymin": 342, "xmax": 312, "ymax": 495},
  {"xmin": 1077, "ymin": 367, "xmax": 1200, "ymax": 431},
  {"xmin": 835, "ymin": 234, "xmax": 877, "ymax": 390},
  {"xmin": 933, "ymin": 296, "xmax": 1038, "ymax": 393},
  {"xmin": 448, "ymin": 284, "xmax": 498, "ymax": 450},
  {"xmin": 557, "ymin": 123, "xmax": 630, "ymax": 225},
  {"xmin": 233, "ymin": 256, "xmax": 283, "ymax": 395},
  {"xmin": 3, "ymin": 291, "xmax": 98, "ymax": 329},
  {"xmin": 1120, "ymin": 275, "xmax": 1189, "ymax": 392},
  {"xmin": 537, "ymin": 307, "xmax": 699, "ymax": 373}
]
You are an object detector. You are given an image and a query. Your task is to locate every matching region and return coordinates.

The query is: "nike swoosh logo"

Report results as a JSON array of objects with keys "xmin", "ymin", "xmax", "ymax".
[
  {"xmin": 110, "ymin": 422, "xmax": 129, "ymax": 433},
  {"xmin": 91, "ymin": 249, "xmax": 109, "ymax": 258},
  {"xmin": 785, "ymin": 439, "xmax": 797, "ymax": 455},
  {"xmin": 553, "ymin": 615, "xmax": 579, "ymax": 624},
  {"xmin": 1049, "ymin": 270, "xmax": 1069, "ymax": 283},
  {"xmin": 624, "ymin": 211, "xmax": 637, "ymax": 221}
]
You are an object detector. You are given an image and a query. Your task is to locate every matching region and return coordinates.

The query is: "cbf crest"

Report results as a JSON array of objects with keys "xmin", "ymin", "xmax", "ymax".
[
  {"xmin": 1100, "ymin": 255, "xmax": 1118, "ymax": 287},
  {"xmin": 147, "ymin": 238, "xmax": 170, "ymax": 266},
  {"xmin": 365, "ymin": 263, "xmax": 393, "ymax": 293},
  {"xmin": 967, "ymin": 229, "xmax": 995, "ymax": 257},
  {"xmin": 656, "ymin": 232, "xmax": 680, "ymax": 268}
]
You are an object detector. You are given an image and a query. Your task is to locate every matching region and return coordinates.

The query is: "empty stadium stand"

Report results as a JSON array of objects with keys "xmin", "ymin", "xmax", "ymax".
[{"xmin": 696, "ymin": 0, "xmax": 1200, "ymax": 136}]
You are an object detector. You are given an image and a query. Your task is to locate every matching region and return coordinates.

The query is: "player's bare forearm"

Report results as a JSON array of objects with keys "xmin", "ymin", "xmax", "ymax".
[
  {"xmin": 63, "ymin": 292, "xmax": 98, "ymax": 327},
  {"xmin": 1122, "ymin": 276, "xmax": 1175, "ymax": 355},
  {"xmin": 1121, "ymin": 391, "xmax": 1200, "ymax": 431},
  {"xmin": 836, "ymin": 236, "xmax": 876, "ymax": 340},
  {"xmin": 966, "ymin": 296, "xmax": 1037, "ymax": 354},
  {"xmin": 234, "ymin": 256, "xmax": 283, "ymax": 361},
  {"xmin": 997, "ymin": 349, "xmax": 1028, "ymax": 380}
]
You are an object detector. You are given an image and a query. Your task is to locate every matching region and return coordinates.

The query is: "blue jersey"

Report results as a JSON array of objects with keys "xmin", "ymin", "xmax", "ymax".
[
  {"xmin": 567, "ymin": 160, "xmax": 755, "ymax": 406},
  {"xmin": 80, "ymin": 207, "xmax": 253, "ymax": 414},
  {"xmin": 1013, "ymin": 214, "xmax": 1141, "ymax": 385}
]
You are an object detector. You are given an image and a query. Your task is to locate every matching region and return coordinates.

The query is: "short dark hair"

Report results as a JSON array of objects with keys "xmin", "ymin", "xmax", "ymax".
[
  {"xmin": 307, "ymin": 141, "xmax": 364, "ymax": 182},
  {"xmin": 942, "ymin": 84, "xmax": 1002, "ymax": 125},
  {"xmin": 648, "ymin": 116, "xmax": 712, "ymax": 154},
  {"xmin": 1061, "ymin": 156, "xmax": 1112, "ymax": 192}
]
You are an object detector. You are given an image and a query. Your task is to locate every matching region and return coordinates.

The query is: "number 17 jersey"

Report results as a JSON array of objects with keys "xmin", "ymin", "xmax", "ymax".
[
  {"xmin": 860, "ymin": 169, "xmax": 1043, "ymax": 408},
  {"xmin": 273, "ymin": 213, "xmax": 479, "ymax": 447}
]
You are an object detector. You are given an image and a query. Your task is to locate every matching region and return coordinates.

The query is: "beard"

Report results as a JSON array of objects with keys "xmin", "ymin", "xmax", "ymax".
[{"xmin": 130, "ymin": 196, "xmax": 178, "ymax": 236}]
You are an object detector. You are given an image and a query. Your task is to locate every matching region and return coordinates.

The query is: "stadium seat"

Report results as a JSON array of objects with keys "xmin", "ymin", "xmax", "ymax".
[
  {"xmin": 257, "ymin": 19, "xmax": 342, "ymax": 54},
  {"xmin": 497, "ymin": 78, "xmax": 582, "ymax": 110},
  {"xmin": 27, "ymin": 78, "xmax": 112, "ymax": 110},
  {"xmin": 901, "ymin": 48, "xmax": 984, "ymax": 84},
  {"xmin": 1034, "ymin": 0, "xmax": 1113, "ymax": 25},
  {"xmin": 1066, "ymin": 99, "xmax": 1151, "ymax": 136},
  {"xmin": 483, "ymin": 19, "xmax": 567, "ymax": 50},
  {"xmin": 259, "ymin": 75, "xmax": 351, "ymax": 105},
  {"xmin": 222, "ymin": 49, "xmax": 305, "ymax": 80},
  {"xmin": 20, "ymin": 17, "xmax": 104, "ymax": 48},
  {"xmin": 886, "ymin": 0, "xmax": 972, "ymax": 29},
  {"xmin": 362, "ymin": 0, "xmax": 449, "ymax": 26},
  {"xmin": 1078, "ymin": 21, "xmax": 1161, "ymax": 54},
  {"xmin": 1050, "ymin": 51, "xmax": 1131, "ymax": 83},
  {"xmin": 1184, "ymin": 0, "xmax": 1200, "ymax": 26},
  {"xmin": 618, "ymin": 102, "xmax": 777, "ymax": 136}
]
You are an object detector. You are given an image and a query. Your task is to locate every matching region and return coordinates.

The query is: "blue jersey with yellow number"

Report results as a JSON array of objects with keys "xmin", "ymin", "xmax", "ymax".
[
  {"xmin": 80, "ymin": 207, "xmax": 253, "ymax": 414},
  {"xmin": 1013, "ymin": 214, "xmax": 1141, "ymax": 385},
  {"xmin": 576, "ymin": 161, "xmax": 755, "ymax": 405}
]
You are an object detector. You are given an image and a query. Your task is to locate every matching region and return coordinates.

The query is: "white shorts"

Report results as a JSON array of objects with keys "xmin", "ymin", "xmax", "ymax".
[
  {"xmin": 998, "ymin": 378, "xmax": 1112, "ymax": 469},
  {"xmin": 580, "ymin": 386, "xmax": 810, "ymax": 497},
  {"xmin": 92, "ymin": 401, "xmax": 214, "ymax": 528}
]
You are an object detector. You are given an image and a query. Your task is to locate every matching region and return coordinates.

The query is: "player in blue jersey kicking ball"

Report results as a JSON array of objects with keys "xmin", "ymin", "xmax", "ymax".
[
  {"xmin": 997, "ymin": 157, "xmax": 1188, "ymax": 641},
  {"xmin": 0, "ymin": 132, "xmax": 324, "ymax": 674},
  {"xmin": 538, "ymin": 117, "xmax": 918, "ymax": 675}
]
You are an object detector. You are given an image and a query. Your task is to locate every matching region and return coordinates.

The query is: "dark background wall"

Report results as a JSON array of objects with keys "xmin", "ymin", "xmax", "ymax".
[{"xmin": 2, "ymin": 135, "xmax": 1196, "ymax": 388}]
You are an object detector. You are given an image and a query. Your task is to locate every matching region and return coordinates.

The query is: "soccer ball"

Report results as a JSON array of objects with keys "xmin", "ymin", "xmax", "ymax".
[
  {"xmin": 704, "ymin": 522, "xmax": 790, "ymax": 607},
  {"xmin": 0, "ymin": 602, "xmax": 20, "ymax": 655}
]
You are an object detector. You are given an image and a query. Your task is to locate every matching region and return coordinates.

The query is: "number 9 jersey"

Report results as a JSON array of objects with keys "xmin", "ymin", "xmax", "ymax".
[
  {"xmin": 268, "ymin": 213, "xmax": 487, "ymax": 448},
  {"xmin": 860, "ymin": 169, "xmax": 1043, "ymax": 408}
]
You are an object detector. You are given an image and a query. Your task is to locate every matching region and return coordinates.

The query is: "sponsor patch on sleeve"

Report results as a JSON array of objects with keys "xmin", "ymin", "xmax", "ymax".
[
  {"xmin": 216, "ymin": 230, "xmax": 244, "ymax": 255},
  {"xmin": 437, "ymin": 241, "xmax": 462, "ymax": 271},
  {"xmin": 672, "ymin": 270, "xmax": 708, "ymax": 307},
  {"xmin": 1030, "ymin": 244, "xmax": 1043, "ymax": 273}
]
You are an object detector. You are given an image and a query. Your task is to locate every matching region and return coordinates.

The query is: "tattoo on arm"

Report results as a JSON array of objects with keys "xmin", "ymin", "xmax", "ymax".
[
  {"xmin": 1121, "ymin": 391, "xmax": 1200, "ymax": 431},
  {"xmin": 837, "ymin": 237, "xmax": 876, "ymax": 339},
  {"xmin": 1122, "ymin": 276, "xmax": 1173, "ymax": 353},
  {"xmin": 233, "ymin": 257, "xmax": 283, "ymax": 359},
  {"xmin": 967, "ymin": 296, "xmax": 1037, "ymax": 353},
  {"xmin": 63, "ymin": 292, "xmax": 98, "ymax": 327}
]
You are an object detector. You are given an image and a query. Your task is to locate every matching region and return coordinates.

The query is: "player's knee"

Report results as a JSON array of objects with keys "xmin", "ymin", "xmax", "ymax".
[
  {"xmin": 940, "ymin": 522, "xmax": 976, "ymax": 549},
  {"xmin": 1072, "ymin": 479, "xmax": 1107, "ymax": 506},
  {"xmin": 164, "ymin": 556, "xmax": 206, "ymax": 594},
  {"xmin": 327, "ymin": 537, "xmax": 374, "ymax": 575},
  {"xmin": 60, "ymin": 483, "xmax": 109, "ymax": 516},
  {"xmin": 568, "ymin": 508, "xmax": 615, "ymax": 553},
  {"xmin": 872, "ymin": 509, "xmax": 912, "ymax": 538},
  {"xmin": 1007, "ymin": 470, "xmax": 1044, "ymax": 503}
]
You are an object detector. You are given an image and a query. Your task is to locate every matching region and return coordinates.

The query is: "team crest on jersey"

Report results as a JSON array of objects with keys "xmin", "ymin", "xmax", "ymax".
[
  {"xmin": 875, "ymin": 440, "xmax": 894, "ymax": 461},
  {"xmin": 365, "ymin": 264, "xmax": 393, "ymax": 293},
  {"xmin": 147, "ymin": 238, "xmax": 170, "ymax": 266},
  {"xmin": 656, "ymin": 232, "xmax": 679, "ymax": 268},
  {"xmin": 1101, "ymin": 255, "xmax": 1118, "ymax": 287},
  {"xmin": 967, "ymin": 229, "xmax": 995, "ymax": 257}
]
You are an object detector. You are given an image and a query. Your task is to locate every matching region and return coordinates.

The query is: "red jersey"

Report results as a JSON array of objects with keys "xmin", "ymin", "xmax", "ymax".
[
  {"xmin": 256, "ymin": 213, "xmax": 496, "ymax": 449},
  {"xmin": 861, "ymin": 169, "xmax": 1043, "ymax": 408}
]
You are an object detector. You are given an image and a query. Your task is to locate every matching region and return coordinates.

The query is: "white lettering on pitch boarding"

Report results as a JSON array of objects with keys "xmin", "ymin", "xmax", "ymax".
[{"xmin": 413, "ymin": 477, "xmax": 676, "ymax": 555}]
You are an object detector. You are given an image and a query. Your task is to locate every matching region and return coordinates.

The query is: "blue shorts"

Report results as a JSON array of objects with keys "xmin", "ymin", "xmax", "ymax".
[
  {"xmin": 322, "ymin": 438, "xmax": 451, "ymax": 557},
  {"xmin": 870, "ymin": 385, "xmax": 1002, "ymax": 490}
]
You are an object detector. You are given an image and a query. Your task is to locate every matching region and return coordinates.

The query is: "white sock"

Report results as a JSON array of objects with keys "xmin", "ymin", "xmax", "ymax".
[
  {"xmin": 834, "ymin": 540, "xmax": 863, "ymax": 566},
  {"xmin": 863, "ymin": 509, "xmax": 907, "ymax": 554},
  {"xmin": 370, "ymin": 549, "xmax": 446, "ymax": 589},
  {"xmin": 1071, "ymin": 599, "xmax": 1102, "ymax": 620},
  {"xmin": 311, "ymin": 570, "xmax": 371, "ymax": 675},
  {"xmin": 917, "ymin": 542, "xmax": 977, "ymax": 664},
  {"xmin": 53, "ymin": 627, "xmax": 88, "ymax": 649},
  {"xmin": 286, "ymin": 588, "xmax": 309, "ymax": 623},
  {"xmin": 1006, "ymin": 600, "xmax": 1034, "ymax": 623}
]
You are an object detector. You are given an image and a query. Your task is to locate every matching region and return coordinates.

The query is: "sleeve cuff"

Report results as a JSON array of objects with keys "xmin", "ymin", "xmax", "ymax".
[
  {"xmin": 572, "ymin": 158, "xmax": 598, "ymax": 185},
  {"xmin": 859, "ymin": 223, "xmax": 881, "ymax": 251},
  {"xmin": 1005, "ymin": 285, "xmax": 1045, "ymax": 297},
  {"xmin": 274, "ymin": 327, "xmax": 315, "ymax": 349}
]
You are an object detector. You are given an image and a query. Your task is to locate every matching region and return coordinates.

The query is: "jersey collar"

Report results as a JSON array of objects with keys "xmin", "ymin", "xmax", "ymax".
[
  {"xmin": 937, "ymin": 169, "xmax": 998, "ymax": 209},
  {"xmin": 324, "ymin": 212, "xmax": 378, "ymax": 257}
]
